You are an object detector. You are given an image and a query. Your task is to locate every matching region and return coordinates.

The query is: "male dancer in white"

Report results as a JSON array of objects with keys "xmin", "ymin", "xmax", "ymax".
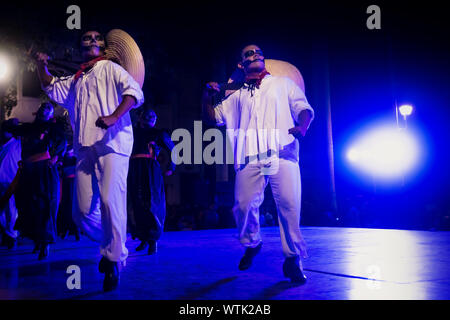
[
  {"xmin": 35, "ymin": 30, "xmax": 144, "ymax": 291},
  {"xmin": 202, "ymin": 44, "xmax": 314, "ymax": 283}
]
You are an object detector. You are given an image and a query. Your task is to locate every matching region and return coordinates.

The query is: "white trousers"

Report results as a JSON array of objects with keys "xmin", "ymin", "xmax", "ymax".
[
  {"xmin": 233, "ymin": 158, "xmax": 308, "ymax": 260},
  {"xmin": 73, "ymin": 146, "xmax": 129, "ymax": 262}
]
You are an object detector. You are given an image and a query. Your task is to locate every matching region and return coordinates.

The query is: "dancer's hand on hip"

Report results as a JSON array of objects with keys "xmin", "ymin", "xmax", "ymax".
[{"xmin": 95, "ymin": 114, "xmax": 118, "ymax": 129}]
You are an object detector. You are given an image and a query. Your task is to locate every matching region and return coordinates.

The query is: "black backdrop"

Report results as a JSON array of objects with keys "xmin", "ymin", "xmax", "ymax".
[{"xmin": 1, "ymin": 1, "xmax": 449, "ymax": 230}]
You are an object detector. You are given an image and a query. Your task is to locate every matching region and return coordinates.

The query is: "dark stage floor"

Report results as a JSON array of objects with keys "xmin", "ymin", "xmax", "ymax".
[{"xmin": 1, "ymin": 227, "xmax": 449, "ymax": 300}]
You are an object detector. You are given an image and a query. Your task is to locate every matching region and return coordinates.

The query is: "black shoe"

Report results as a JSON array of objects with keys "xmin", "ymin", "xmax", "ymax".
[
  {"xmin": 74, "ymin": 232, "xmax": 80, "ymax": 241},
  {"xmin": 136, "ymin": 241, "xmax": 148, "ymax": 252},
  {"xmin": 238, "ymin": 242, "xmax": 262, "ymax": 271},
  {"xmin": 99, "ymin": 256, "xmax": 108, "ymax": 273},
  {"xmin": 3, "ymin": 234, "xmax": 16, "ymax": 250},
  {"xmin": 32, "ymin": 242, "xmax": 40, "ymax": 253},
  {"xmin": 147, "ymin": 241, "xmax": 157, "ymax": 255},
  {"xmin": 38, "ymin": 244, "xmax": 49, "ymax": 260},
  {"xmin": 282, "ymin": 256, "xmax": 307, "ymax": 284},
  {"xmin": 102, "ymin": 260, "xmax": 119, "ymax": 292}
]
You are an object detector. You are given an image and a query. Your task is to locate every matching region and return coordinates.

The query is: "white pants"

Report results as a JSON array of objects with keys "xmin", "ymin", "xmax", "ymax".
[
  {"xmin": 233, "ymin": 158, "xmax": 308, "ymax": 260},
  {"xmin": 73, "ymin": 146, "xmax": 129, "ymax": 262}
]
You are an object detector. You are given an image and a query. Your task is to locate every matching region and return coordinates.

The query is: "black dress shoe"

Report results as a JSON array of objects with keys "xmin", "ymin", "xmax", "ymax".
[
  {"xmin": 136, "ymin": 241, "xmax": 148, "ymax": 252},
  {"xmin": 32, "ymin": 242, "xmax": 40, "ymax": 253},
  {"xmin": 103, "ymin": 260, "xmax": 119, "ymax": 292},
  {"xmin": 238, "ymin": 242, "xmax": 262, "ymax": 270},
  {"xmin": 98, "ymin": 256, "xmax": 108, "ymax": 273},
  {"xmin": 282, "ymin": 256, "xmax": 307, "ymax": 284},
  {"xmin": 3, "ymin": 234, "xmax": 16, "ymax": 250},
  {"xmin": 38, "ymin": 244, "xmax": 49, "ymax": 260},
  {"xmin": 147, "ymin": 241, "xmax": 157, "ymax": 255}
]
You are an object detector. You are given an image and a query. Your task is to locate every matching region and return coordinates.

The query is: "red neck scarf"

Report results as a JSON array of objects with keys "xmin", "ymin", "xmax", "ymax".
[
  {"xmin": 74, "ymin": 56, "xmax": 108, "ymax": 81},
  {"xmin": 244, "ymin": 69, "xmax": 270, "ymax": 89}
]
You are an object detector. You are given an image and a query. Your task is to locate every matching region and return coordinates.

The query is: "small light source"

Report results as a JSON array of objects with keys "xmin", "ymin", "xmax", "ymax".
[
  {"xmin": 399, "ymin": 104, "xmax": 413, "ymax": 117},
  {"xmin": 0, "ymin": 54, "xmax": 10, "ymax": 81}
]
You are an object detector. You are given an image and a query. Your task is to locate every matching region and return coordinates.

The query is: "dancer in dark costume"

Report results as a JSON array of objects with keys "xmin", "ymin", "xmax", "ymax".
[
  {"xmin": 57, "ymin": 144, "xmax": 80, "ymax": 241},
  {"xmin": 128, "ymin": 108, "xmax": 175, "ymax": 254},
  {"xmin": 6, "ymin": 103, "xmax": 67, "ymax": 260}
]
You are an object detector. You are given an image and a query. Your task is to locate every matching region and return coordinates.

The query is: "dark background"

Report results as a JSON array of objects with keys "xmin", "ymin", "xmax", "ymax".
[{"xmin": 1, "ymin": 0, "xmax": 449, "ymax": 230}]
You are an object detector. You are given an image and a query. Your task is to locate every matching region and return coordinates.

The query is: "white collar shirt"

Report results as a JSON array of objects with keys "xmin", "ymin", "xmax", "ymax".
[
  {"xmin": 44, "ymin": 60, "xmax": 144, "ymax": 156},
  {"xmin": 214, "ymin": 75, "xmax": 314, "ymax": 171}
]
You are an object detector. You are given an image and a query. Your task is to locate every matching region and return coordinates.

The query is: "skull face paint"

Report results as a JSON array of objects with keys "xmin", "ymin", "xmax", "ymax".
[
  {"xmin": 239, "ymin": 44, "xmax": 265, "ymax": 73},
  {"xmin": 80, "ymin": 31, "xmax": 106, "ymax": 61}
]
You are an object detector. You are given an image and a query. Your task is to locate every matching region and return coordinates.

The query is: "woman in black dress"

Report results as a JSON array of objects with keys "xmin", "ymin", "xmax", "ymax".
[
  {"xmin": 128, "ymin": 108, "xmax": 175, "ymax": 254},
  {"xmin": 57, "ymin": 144, "xmax": 80, "ymax": 241},
  {"xmin": 7, "ymin": 103, "xmax": 67, "ymax": 260}
]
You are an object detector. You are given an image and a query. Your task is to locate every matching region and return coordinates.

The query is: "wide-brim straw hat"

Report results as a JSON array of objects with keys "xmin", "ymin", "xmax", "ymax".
[
  {"xmin": 104, "ymin": 29, "xmax": 145, "ymax": 88},
  {"xmin": 226, "ymin": 59, "xmax": 305, "ymax": 96}
]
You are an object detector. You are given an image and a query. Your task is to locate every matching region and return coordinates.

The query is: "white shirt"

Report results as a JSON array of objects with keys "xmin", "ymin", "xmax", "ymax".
[
  {"xmin": 44, "ymin": 60, "xmax": 144, "ymax": 156},
  {"xmin": 214, "ymin": 75, "xmax": 314, "ymax": 171},
  {"xmin": 0, "ymin": 137, "xmax": 21, "ymax": 186}
]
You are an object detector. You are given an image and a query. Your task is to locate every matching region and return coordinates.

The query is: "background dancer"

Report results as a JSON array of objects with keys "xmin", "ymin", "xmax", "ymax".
[
  {"xmin": 3, "ymin": 103, "xmax": 66, "ymax": 260},
  {"xmin": 128, "ymin": 108, "xmax": 175, "ymax": 255},
  {"xmin": 57, "ymin": 143, "xmax": 80, "ymax": 241}
]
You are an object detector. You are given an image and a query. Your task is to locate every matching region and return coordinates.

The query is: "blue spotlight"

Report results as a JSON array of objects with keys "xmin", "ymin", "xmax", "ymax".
[{"xmin": 346, "ymin": 125, "xmax": 421, "ymax": 180}]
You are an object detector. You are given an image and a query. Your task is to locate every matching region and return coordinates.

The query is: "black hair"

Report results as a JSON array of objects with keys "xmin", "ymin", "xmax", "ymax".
[
  {"xmin": 38, "ymin": 102, "xmax": 54, "ymax": 110},
  {"xmin": 231, "ymin": 43, "xmax": 262, "ymax": 65}
]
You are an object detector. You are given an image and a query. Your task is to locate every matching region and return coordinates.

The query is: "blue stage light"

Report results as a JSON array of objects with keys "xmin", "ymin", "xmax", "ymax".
[{"xmin": 346, "ymin": 125, "xmax": 421, "ymax": 180}]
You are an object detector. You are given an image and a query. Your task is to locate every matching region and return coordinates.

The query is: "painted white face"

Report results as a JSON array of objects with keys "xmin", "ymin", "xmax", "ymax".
[
  {"xmin": 80, "ymin": 31, "xmax": 105, "ymax": 61},
  {"xmin": 240, "ymin": 45, "xmax": 265, "ymax": 73}
]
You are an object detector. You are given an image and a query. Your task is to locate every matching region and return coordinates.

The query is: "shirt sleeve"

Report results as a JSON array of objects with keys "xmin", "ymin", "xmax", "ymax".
[
  {"xmin": 286, "ymin": 78, "xmax": 315, "ymax": 126},
  {"xmin": 111, "ymin": 62, "xmax": 145, "ymax": 108},
  {"xmin": 43, "ymin": 76, "xmax": 75, "ymax": 108},
  {"xmin": 214, "ymin": 93, "xmax": 236, "ymax": 127}
]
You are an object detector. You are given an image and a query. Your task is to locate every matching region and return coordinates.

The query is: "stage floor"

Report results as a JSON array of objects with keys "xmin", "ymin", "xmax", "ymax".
[{"xmin": 1, "ymin": 227, "xmax": 449, "ymax": 300}]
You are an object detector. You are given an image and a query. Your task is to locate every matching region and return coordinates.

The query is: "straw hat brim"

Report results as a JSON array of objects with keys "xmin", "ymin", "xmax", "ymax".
[
  {"xmin": 226, "ymin": 59, "xmax": 305, "ymax": 96},
  {"xmin": 104, "ymin": 29, "xmax": 145, "ymax": 88}
]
